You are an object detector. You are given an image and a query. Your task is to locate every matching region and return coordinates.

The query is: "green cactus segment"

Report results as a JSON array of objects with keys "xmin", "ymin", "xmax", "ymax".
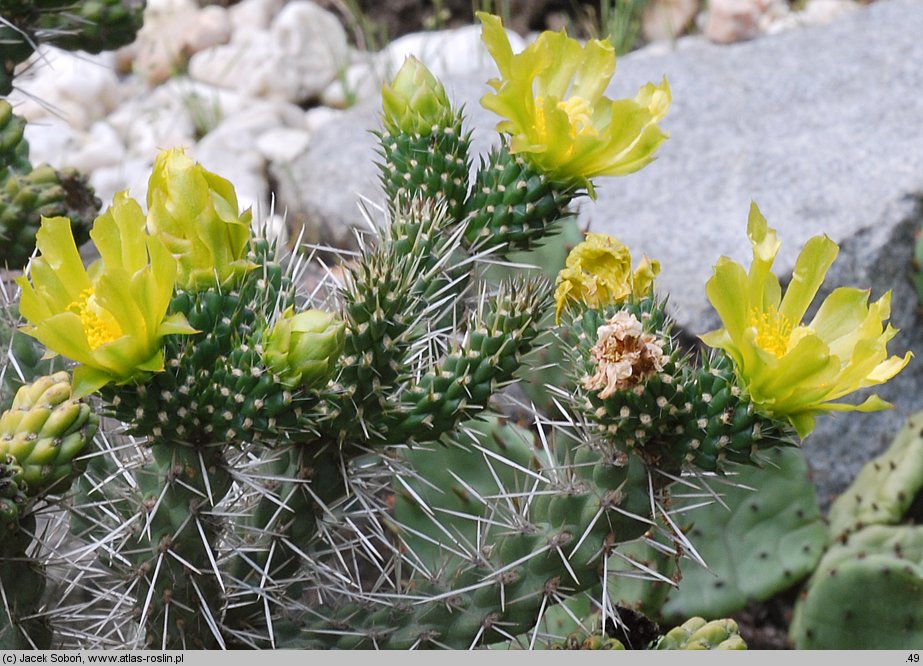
[
  {"xmin": 568, "ymin": 298, "xmax": 687, "ymax": 468},
  {"xmin": 377, "ymin": 123, "xmax": 471, "ymax": 224},
  {"xmin": 790, "ymin": 524, "xmax": 923, "ymax": 649},
  {"xmin": 0, "ymin": 372, "xmax": 98, "ymax": 496},
  {"xmin": 482, "ymin": 216, "xmax": 584, "ymax": 414},
  {"xmin": 661, "ymin": 446, "xmax": 828, "ymax": 620},
  {"xmin": 676, "ymin": 351, "xmax": 793, "ymax": 473},
  {"xmin": 463, "ymin": 143, "xmax": 579, "ymax": 256},
  {"xmin": 130, "ymin": 441, "xmax": 232, "ymax": 649},
  {"xmin": 33, "ymin": 0, "xmax": 146, "ymax": 54},
  {"xmin": 393, "ymin": 417, "xmax": 540, "ymax": 572},
  {"xmin": 381, "ymin": 277, "xmax": 549, "ymax": 445},
  {"xmin": 0, "ymin": 102, "xmax": 30, "ymax": 176},
  {"xmin": 0, "ymin": 514, "xmax": 53, "ymax": 650},
  {"xmin": 655, "ymin": 617, "xmax": 747, "ymax": 650},
  {"xmin": 827, "ymin": 407, "xmax": 923, "ymax": 538},
  {"xmin": 606, "ymin": 536, "xmax": 679, "ymax": 619},
  {"xmin": 297, "ymin": 426, "xmax": 659, "ymax": 649},
  {"xmin": 221, "ymin": 445, "xmax": 351, "ymax": 646}
]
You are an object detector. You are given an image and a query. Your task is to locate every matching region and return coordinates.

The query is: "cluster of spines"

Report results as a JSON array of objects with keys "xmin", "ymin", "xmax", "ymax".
[
  {"xmin": 377, "ymin": 117, "xmax": 471, "ymax": 224},
  {"xmin": 379, "ymin": 276, "xmax": 550, "ymax": 446},
  {"xmin": 286, "ymin": 421, "xmax": 673, "ymax": 649},
  {"xmin": 566, "ymin": 298, "xmax": 792, "ymax": 474},
  {"xmin": 462, "ymin": 144, "xmax": 580, "ymax": 256}
]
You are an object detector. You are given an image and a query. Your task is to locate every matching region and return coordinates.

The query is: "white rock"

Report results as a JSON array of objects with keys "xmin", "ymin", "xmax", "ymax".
[
  {"xmin": 184, "ymin": 5, "xmax": 232, "ymax": 55},
  {"xmin": 255, "ymin": 127, "xmax": 312, "ymax": 164},
  {"xmin": 191, "ymin": 1, "xmax": 348, "ymax": 104},
  {"xmin": 269, "ymin": 1, "xmax": 351, "ymax": 102},
  {"xmin": 131, "ymin": 2, "xmax": 231, "ymax": 84},
  {"xmin": 320, "ymin": 56, "xmax": 384, "ymax": 108},
  {"xmin": 704, "ymin": 0, "xmax": 763, "ymax": 43},
  {"xmin": 304, "ymin": 106, "xmax": 345, "ymax": 134},
  {"xmin": 65, "ymin": 121, "xmax": 127, "ymax": 175},
  {"xmin": 21, "ymin": 119, "xmax": 84, "ymax": 167},
  {"xmin": 107, "ymin": 88, "xmax": 197, "ymax": 160},
  {"xmin": 90, "ymin": 157, "xmax": 153, "ymax": 209},
  {"xmin": 379, "ymin": 24, "xmax": 526, "ymax": 83},
  {"xmin": 145, "ymin": 0, "xmax": 197, "ymax": 12},
  {"xmin": 9, "ymin": 48, "xmax": 122, "ymax": 129},
  {"xmin": 228, "ymin": 0, "xmax": 286, "ymax": 34},
  {"xmin": 765, "ymin": 0, "xmax": 859, "ymax": 33}
]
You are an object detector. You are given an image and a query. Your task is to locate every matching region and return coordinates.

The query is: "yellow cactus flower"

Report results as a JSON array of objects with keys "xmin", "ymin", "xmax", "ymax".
[
  {"xmin": 477, "ymin": 12, "xmax": 670, "ymax": 196},
  {"xmin": 17, "ymin": 197, "xmax": 197, "ymax": 397},
  {"xmin": 554, "ymin": 232, "xmax": 659, "ymax": 322},
  {"xmin": 146, "ymin": 148, "xmax": 255, "ymax": 291},
  {"xmin": 700, "ymin": 203, "xmax": 912, "ymax": 438}
]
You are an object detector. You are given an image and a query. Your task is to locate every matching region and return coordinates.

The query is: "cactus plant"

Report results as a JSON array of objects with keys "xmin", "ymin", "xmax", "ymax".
[{"xmin": 0, "ymin": 12, "xmax": 910, "ymax": 653}]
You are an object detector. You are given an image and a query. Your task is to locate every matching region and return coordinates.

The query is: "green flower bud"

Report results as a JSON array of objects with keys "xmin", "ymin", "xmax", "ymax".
[
  {"xmin": 381, "ymin": 56, "xmax": 453, "ymax": 136},
  {"xmin": 0, "ymin": 372, "xmax": 98, "ymax": 496},
  {"xmin": 146, "ymin": 148, "xmax": 256, "ymax": 291},
  {"xmin": 263, "ymin": 307, "xmax": 345, "ymax": 390}
]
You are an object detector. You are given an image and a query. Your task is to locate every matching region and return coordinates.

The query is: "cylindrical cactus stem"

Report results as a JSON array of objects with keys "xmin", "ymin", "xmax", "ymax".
[
  {"xmin": 0, "ymin": 101, "xmax": 30, "ymax": 176},
  {"xmin": 0, "ymin": 513, "xmax": 53, "ymax": 649},
  {"xmin": 675, "ymin": 351, "xmax": 793, "ymax": 473},
  {"xmin": 291, "ymin": 443, "xmax": 662, "ymax": 649},
  {"xmin": 221, "ymin": 444, "xmax": 346, "ymax": 646},
  {"xmin": 462, "ymin": 142, "xmax": 582, "ymax": 257},
  {"xmin": 0, "ymin": 371, "xmax": 98, "ymax": 496},
  {"xmin": 319, "ymin": 201, "xmax": 476, "ymax": 444},
  {"xmin": 378, "ymin": 55, "xmax": 470, "ymax": 222},
  {"xmin": 130, "ymin": 439, "xmax": 233, "ymax": 649},
  {"xmin": 377, "ymin": 276, "xmax": 550, "ymax": 446},
  {"xmin": 0, "ymin": 0, "xmax": 146, "ymax": 95},
  {"xmin": 567, "ymin": 298, "xmax": 688, "ymax": 471}
]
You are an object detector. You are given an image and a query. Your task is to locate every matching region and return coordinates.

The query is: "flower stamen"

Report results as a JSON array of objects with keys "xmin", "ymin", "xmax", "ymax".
[
  {"xmin": 749, "ymin": 306, "xmax": 793, "ymax": 358},
  {"xmin": 69, "ymin": 288, "xmax": 121, "ymax": 350}
]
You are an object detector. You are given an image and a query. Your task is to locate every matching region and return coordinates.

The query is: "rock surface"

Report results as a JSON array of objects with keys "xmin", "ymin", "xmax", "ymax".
[{"xmin": 275, "ymin": 0, "xmax": 923, "ymax": 506}]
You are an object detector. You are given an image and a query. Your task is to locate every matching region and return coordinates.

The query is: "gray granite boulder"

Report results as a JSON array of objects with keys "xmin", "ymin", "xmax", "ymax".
[{"xmin": 270, "ymin": 0, "xmax": 923, "ymax": 507}]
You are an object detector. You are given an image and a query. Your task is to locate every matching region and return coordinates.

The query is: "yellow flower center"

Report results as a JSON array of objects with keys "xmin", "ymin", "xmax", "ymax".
[
  {"xmin": 69, "ymin": 288, "xmax": 122, "ymax": 350},
  {"xmin": 557, "ymin": 96, "xmax": 598, "ymax": 138},
  {"xmin": 750, "ymin": 306, "xmax": 792, "ymax": 358},
  {"xmin": 534, "ymin": 95, "xmax": 598, "ymax": 140}
]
